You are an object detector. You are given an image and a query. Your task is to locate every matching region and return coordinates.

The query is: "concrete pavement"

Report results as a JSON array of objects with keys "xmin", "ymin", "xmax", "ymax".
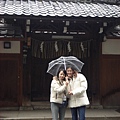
[{"xmin": 0, "ymin": 108, "xmax": 120, "ymax": 120}]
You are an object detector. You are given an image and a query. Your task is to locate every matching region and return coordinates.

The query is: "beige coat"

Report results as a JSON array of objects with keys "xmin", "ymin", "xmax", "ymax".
[
  {"xmin": 50, "ymin": 79, "xmax": 67, "ymax": 104},
  {"xmin": 67, "ymin": 73, "xmax": 90, "ymax": 108}
]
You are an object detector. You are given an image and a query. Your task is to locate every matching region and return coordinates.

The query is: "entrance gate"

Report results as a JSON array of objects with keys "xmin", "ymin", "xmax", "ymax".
[{"xmin": 31, "ymin": 39, "xmax": 91, "ymax": 101}]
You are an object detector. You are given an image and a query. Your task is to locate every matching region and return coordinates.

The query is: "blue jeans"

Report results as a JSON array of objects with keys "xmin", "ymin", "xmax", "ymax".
[
  {"xmin": 71, "ymin": 106, "xmax": 86, "ymax": 120},
  {"xmin": 51, "ymin": 102, "xmax": 66, "ymax": 120}
]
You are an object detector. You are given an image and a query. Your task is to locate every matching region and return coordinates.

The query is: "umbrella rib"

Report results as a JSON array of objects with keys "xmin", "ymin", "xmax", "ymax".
[
  {"xmin": 63, "ymin": 57, "xmax": 66, "ymax": 70},
  {"xmin": 47, "ymin": 62, "xmax": 63, "ymax": 72},
  {"xmin": 66, "ymin": 60, "xmax": 84, "ymax": 72},
  {"xmin": 47, "ymin": 56, "xmax": 84, "ymax": 76}
]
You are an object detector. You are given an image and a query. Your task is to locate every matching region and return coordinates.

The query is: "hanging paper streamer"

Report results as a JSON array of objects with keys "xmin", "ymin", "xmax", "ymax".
[
  {"xmin": 55, "ymin": 41, "xmax": 58, "ymax": 52},
  {"xmin": 40, "ymin": 42, "xmax": 44, "ymax": 53},
  {"xmin": 67, "ymin": 41, "xmax": 71, "ymax": 52},
  {"xmin": 81, "ymin": 42, "xmax": 84, "ymax": 52}
]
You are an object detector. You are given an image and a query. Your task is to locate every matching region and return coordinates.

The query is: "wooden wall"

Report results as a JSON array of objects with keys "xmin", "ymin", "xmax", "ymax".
[
  {"xmin": 100, "ymin": 55, "xmax": 120, "ymax": 107},
  {"xmin": 0, "ymin": 38, "xmax": 23, "ymax": 107}
]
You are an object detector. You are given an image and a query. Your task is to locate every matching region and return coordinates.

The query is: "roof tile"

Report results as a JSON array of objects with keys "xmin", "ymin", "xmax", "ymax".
[{"xmin": 0, "ymin": 0, "xmax": 120, "ymax": 18}]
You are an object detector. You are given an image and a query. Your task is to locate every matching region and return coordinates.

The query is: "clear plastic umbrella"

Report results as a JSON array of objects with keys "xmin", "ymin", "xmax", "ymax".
[{"xmin": 47, "ymin": 56, "xmax": 84, "ymax": 76}]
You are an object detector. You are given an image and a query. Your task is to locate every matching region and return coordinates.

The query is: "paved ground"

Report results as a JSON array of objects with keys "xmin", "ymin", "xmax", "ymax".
[{"xmin": 0, "ymin": 108, "xmax": 120, "ymax": 120}]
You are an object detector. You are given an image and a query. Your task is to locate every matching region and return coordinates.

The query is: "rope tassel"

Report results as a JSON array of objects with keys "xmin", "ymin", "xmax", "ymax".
[
  {"xmin": 55, "ymin": 41, "xmax": 58, "ymax": 52},
  {"xmin": 67, "ymin": 41, "xmax": 71, "ymax": 52},
  {"xmin": 81, "ymin": 42, "xmax": 84, "ymax": 52},
  {"xmin": 40, "ymin": 42, "xmax": 44, "ymax": 53}
]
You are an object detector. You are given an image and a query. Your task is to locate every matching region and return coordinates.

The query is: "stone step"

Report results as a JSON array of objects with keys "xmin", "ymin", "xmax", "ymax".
[
  {"xmin": 20, "ymin": 101, "xmax": 51, "ymax": 110},
  {"xmin": 0, "ymin": 116, "xmax": 120, "ymax": 120},
  {"xmin": 0, "ymin": 102, "xmax": 120, "ymax": 120},
  {"xmin": 0, "ymin": 118, "xmax": 120, "ymax": 120},
  {"xmin": 0, "ymin": 109, "xmax": 120, "ymax": 120}
]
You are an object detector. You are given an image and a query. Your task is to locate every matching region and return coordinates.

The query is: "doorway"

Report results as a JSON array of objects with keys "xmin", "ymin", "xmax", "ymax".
[
  {"xmin": 0, "ymin": 56, "xmax": 21, "ymax": 107},
  {"xmin": 31, "ymin": 39, "xmax": 91, "ymax": 101}
]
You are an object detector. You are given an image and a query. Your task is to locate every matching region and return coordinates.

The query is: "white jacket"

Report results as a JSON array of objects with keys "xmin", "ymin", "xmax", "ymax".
[
  {"xmin": 50, "ymin": 79, "xmax": 67, "ymax": 104},
  {"xmin": 67, "ymin": 73, "xmax": 90, "ymax": 108}
]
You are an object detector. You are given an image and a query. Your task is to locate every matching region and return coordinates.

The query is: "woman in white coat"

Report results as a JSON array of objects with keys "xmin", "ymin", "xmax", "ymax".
[
  {"xmin": 66, "ymin": 66, "xmax": 89, "ymax": 120},
  {"xmin": 50, "ymin": 69, "xmax": 68, "ymax": 120}
]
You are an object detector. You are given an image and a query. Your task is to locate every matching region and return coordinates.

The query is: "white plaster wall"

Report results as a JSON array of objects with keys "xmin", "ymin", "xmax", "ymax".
[
  {"xmin": 0, "ymin": 41, "xmax": 20, "ymax": 53},
  {"xmin": 102, "ymin": 39, "xmax": 120, "ymax": 55}
]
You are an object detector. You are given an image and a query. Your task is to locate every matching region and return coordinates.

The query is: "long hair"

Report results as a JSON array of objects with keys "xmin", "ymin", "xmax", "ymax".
[{"xmin": 57, "ymin": 69, "xmax": 66, "ymax": 81}]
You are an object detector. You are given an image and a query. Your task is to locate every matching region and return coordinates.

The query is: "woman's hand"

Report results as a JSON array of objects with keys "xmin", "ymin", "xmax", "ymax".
[
  {"xmin": 53, "ymin": 76, "xmax": 57, "ymax": 80},
  {"xmin": 73, "ymin": 71, "xmax": 77, "ymax": 78},
  {"xmin": 69, "ymin": 91, "xmax": 73, "ymax": 95},
  {"xmin": 65, "ymin": 76, "xmax": 70, "ymax": 82},
  {"xmin": 65, "ymin": 76, "xmax": 69, "ymax": 86},
  {"xmin": 63, "ymin": 81, "xmax": 68, "ymax": 86}
]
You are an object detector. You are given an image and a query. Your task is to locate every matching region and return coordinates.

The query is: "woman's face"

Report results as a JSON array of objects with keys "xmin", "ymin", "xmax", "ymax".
[
  {"xmin": 66, "ymin": 68, "xmax": 74, "ymax": 78},
  {"xmin": 58, "ymin": 71, "xmax": 65, "ymax": 80}
]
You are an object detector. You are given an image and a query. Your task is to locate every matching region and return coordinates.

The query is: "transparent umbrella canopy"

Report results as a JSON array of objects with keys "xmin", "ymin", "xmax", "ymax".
[{"xmin": 47, "ymin": 56, "xmax": 84, "ymax": 76}]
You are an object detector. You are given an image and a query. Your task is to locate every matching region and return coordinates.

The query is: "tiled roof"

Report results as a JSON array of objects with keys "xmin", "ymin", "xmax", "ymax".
[{"xmin": 0, "ymin": 0, "xmax": 120, "ymax": 18}]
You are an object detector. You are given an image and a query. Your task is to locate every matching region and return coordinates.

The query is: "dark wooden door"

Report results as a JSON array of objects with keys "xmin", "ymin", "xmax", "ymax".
[
  {"xmin": 0, "ymin": 58, "xmax": 20, "ymax": 107},
  {"xmin": 100, "ymin": 55, "xmax": 120, "ymax": 106},
  {"xmin": 31, "ymin": 57, "xmax": 52, "ymax": 101}
]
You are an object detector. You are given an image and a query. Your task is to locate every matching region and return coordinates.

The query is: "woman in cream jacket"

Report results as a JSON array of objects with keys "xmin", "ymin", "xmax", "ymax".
[
  {"xmin": 66, "ymin": 67, "xmax": 89, "ymax": 120},
  {"xmin": 50, "ymin": 69, "xmax": 68, "ymax": 120}
]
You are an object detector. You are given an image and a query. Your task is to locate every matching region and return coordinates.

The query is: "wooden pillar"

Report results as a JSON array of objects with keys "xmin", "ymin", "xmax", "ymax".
[{"xmin": 90, "ymin": 26, "xmax": 103, "ymax": 108}]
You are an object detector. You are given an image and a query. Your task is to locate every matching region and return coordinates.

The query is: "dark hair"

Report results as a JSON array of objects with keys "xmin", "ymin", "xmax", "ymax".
[
  {"xmin": 66, "ymin": 65, "xmax": 75, "ymax": 71},
  {"xmin": 57, "ymin": 69, "xmax": 66, "ymax": 78}
]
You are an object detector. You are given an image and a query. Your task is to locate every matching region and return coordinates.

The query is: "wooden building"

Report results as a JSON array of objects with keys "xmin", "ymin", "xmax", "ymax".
[{"xmin": 0, "ymin": 0, "xmax": 120, "ymax": 109}]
